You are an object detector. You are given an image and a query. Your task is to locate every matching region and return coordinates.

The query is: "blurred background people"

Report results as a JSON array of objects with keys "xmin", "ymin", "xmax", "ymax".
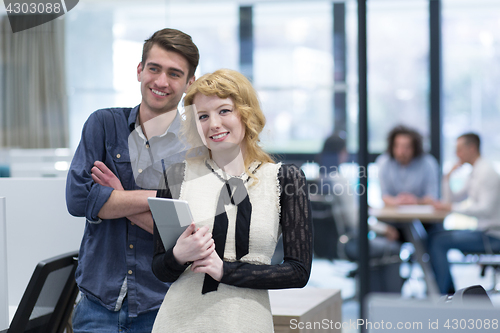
[{"xmin": 430, "ymin": 133, "xmax": 500, "ymax": 294}]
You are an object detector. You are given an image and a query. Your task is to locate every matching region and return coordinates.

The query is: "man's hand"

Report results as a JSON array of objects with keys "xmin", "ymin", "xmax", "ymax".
[
  {"xmin": 173, "ymin": 223, "xmax": 215, "ymax": 265},
  {"xmin": 418, "ymin": 195, "xmax": 435, "ymax": 205},
  {"xmin": 396, "ymin": 193, "xmax": 419, "ymax": 205},
  {"xmin": 92, "ymin": 160, "xmax": 155, "ymax": 234},
  {"xmin": 384, "ymin": 225, "xmax": 400, "ymax": 241},
  {"xmin": 433, "ymin": 201, "xmax": 452, "ymax": 212},
  {"xmin": 445, "ymin": 162, "xmax": 463, "ymax": 180},
  {"xmin": 91, "ymin": 161, "xmax": 124, "ymax": 190},
  {"xmin": 191, "ymin": 248, "xmax": 224, "ymax": 282}
]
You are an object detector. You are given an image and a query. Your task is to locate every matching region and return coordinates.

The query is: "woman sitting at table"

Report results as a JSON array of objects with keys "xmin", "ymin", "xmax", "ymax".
[{"xmin": 151, "ymin": 69, "xmax": 313, "ymax": 332}]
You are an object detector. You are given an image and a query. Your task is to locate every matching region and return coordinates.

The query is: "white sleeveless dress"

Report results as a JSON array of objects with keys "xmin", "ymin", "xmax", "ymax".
[{"xmin": 152, "ymin": 159, "xmax": 282, "ymax": 333}]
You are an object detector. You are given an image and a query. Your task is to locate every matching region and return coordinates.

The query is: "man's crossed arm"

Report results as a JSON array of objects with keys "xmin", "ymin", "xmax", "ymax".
[{"xmin": 91, "ymin": 161, "xmax": 155, "ymax": 234}]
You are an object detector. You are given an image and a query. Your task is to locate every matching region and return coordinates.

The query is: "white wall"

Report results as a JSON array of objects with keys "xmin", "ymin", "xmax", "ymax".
[{"xmin": 0, "ymin": 178, "xmax": 85, "ymax": 320}]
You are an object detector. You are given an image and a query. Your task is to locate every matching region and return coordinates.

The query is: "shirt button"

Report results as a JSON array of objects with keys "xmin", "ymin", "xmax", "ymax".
[
  {"xmin": 128, "ymin": 270, "xmax": 133, "ymax": 275},
  {"xmin": 129, "ymin": 244, "xmax": 134, "ymax": 249},
  {"xmin": 131, "ymin": 222, "xmax": 135, "ymax": 226},
  {"xmin": 138, "ymin": 169, "xmax": 143, "ymax": 174},
  {"xmin": 145, "ymin": 144, "xmax": 150, "ymax": 149},
  {"xmin": 116, "ymin": 153, "xmax": 121, "ymax": 159}
]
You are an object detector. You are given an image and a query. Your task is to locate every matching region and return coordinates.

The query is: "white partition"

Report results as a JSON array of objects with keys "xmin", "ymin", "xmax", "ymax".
[
  {"xmin": 9, "ymin": 148, "xmax": 73, "ymax": 178},
  {"xmin": 0, "ymin": 197, "xmax": 8, "ymax": 331},
  {"xmin": 0, "ymin": 178, "xmax": 85, "ymax": 320}
]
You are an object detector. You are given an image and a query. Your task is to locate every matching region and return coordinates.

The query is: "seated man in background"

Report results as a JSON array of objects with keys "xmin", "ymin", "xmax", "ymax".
[
  {"xmin": 377, "ymin": 125, "xmax": 439, "ymax": 206},
  {"xmin": 430, "ymin": 133, "xmax": 500, "ymax": 294},
  {"xmin": 376, "ymin": 125, "xmax": 440, "ymax": 243}
]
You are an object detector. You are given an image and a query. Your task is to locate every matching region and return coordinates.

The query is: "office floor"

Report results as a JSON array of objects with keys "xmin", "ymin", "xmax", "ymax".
[{"xmin": 306, "ymin": 254, "xmax": 500, "ymax": 333}]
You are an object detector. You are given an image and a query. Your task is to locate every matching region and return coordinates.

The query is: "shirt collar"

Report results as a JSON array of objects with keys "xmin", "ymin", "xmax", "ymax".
[
  {"xmin": 128, "ymin": 104, "xmax": 141, "ymax": 132},
  {"xmin": 206, "ymin": 158, "xmax": 262, "ymax": 183},
  {"xmin": 130, "ymin": 105, "xmax": 182, "ymax": 140}
]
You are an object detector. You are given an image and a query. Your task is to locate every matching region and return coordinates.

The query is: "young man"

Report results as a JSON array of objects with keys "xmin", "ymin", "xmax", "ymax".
[
  {"xmin": 377, "ymin": 125, "xmax": 439, "ymax": 207},
  {"xmin": 66, "ymin": 28, "xmax": 199, "ymax": 332},
  {"xmin": 430, "ymin": 133, "xmax": 500, "ymax": 294},
  {"xmin": 376, "ymin": 125, "xmax": 440, "ymax": 243}
]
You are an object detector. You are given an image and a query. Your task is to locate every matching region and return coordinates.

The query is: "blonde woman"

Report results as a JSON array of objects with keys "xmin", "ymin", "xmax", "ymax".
[{"xmin": 151, "ymin": 69, "xmax": 312, "ymax": 332}]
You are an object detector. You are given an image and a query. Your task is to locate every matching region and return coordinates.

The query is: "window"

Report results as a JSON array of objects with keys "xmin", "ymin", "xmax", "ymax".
[
  {"xmin": 366, "ymin": 0, "xmax": 429, "ymax": 153},
  {"xmin": 65, "ymin": 1, "xmax": 238, "ymax": 151},
  {"xmin": 442, "ymin": 0, "xmax": 500, "ymax": 171},
  {"xmin": 253, "ymin": 1, "xmax": 333, "ymax": 153}
]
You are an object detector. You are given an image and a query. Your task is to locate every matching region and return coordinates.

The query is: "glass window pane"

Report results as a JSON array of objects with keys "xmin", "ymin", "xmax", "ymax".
[
  {"xmin": 367, "ymin": 0, "xmax": 429, "ymax": 153},
  {"xmin": 165, "ymin": 2, "xmax": 239, "ymax": 74},
  {"xmin": 442, "ymin": 0, "xmax": 500, "ymax": 171},
  {"xmin": 66, "ymin": 1, "xmax": 238, "ymax": 151},
  {"xmin": 254, "ymin": 1, "xmax": 333, "ymax": 153}
]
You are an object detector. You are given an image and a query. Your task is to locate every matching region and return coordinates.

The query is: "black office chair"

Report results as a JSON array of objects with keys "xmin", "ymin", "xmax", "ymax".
[
  {"xmin": 457, "ymin": 234, "xmax": 500, "ymax": 292},
  {"xmin": 308, "ymin": 177, "xmax": 404, "ymax": 293},
  {"xmin": 2, "ymin": 251, "xmax": 79, "ymax": 333},
  {"xmin": 440, "ymin": 285, "xmax": 493, "ymax": 307}
]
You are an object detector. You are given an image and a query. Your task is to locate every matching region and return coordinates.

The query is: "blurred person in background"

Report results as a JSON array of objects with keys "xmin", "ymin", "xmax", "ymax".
[
  {"xmin": 377, "ymin": 125, "xmax": 439, "ymax": 207},
  {"xmin": 430, "ymin": 132, "xmax": 500, "ymax": 294},
  {"xmin": 376, "ymin": 125, "xmax": 441, "ymax": 243}
]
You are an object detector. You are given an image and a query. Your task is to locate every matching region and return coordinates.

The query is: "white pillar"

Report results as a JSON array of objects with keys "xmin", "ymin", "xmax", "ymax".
[{"xmin": 0, "ymin": 197, "xmax": 8, "ymax": 330}]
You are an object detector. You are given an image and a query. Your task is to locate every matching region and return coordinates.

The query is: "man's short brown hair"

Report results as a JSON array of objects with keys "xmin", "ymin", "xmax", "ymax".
[
  {"xmin": 141, "ymin": 28, "xmax": 199, "ymax": 80},
  {"xmin": 458, "ymin": 132, "xmax": 481, "ymax": 153}
]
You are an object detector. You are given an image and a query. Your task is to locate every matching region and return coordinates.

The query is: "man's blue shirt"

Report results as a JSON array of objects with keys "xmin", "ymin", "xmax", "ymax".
[
  {"xmin": 66, "ymin": 105, "xmax": 186, "ymax": 317},
  {"xmin": 377, "ymin": 153, "xmax": 439, "ymax": 199}
]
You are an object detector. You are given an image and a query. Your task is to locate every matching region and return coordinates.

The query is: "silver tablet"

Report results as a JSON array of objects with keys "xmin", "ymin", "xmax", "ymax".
[{"xmin": 148, "ymin": 197, "xmax": 194, "ymax": 250}]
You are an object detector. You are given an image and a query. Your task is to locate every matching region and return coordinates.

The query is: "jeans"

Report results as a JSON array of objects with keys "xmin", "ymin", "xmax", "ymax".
[
  {"xmin": 428, "ymin": 230, "xmax": 500, "ymax": 294},
  {"xmin": 72, "ymin": 294, "xmax": 158, "ymax": 333}
]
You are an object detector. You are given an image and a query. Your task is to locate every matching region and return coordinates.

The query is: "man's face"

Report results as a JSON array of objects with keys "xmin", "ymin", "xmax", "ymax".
[
  {"xmin": 455, "ymin": 137, "xmax": 473, "ymax": 164},
  {"xmin": 393, "ymin": 134, "xmax": 414, "ymax": 165},
  {"xmin": 137, "ymin": 44, "xmax": 195, "ymax": 115}
]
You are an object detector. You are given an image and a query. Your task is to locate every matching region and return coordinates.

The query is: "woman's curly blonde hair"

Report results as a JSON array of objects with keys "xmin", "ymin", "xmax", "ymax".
[{"xmin": 182, "ymin": 69, "xmax": 274, "ymax": 175}]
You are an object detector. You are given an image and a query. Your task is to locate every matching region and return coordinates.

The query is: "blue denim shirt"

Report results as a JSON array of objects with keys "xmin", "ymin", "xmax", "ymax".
[
  {"xmin": 66, "ymin": 105, "xmax": 186, "ymax": 317},
  {"xmin": 377, "ymin": 153, "xmax": 439, "ymax": 199}
]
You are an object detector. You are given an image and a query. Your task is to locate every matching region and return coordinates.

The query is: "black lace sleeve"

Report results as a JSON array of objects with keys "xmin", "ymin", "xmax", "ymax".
[
  {"xmin": 152, "ymin": 163, "xmax": 190, "ymax": 283},
  {"xmin": 220, "ymin": 164, "xmax": 313, "ymax": 289}
]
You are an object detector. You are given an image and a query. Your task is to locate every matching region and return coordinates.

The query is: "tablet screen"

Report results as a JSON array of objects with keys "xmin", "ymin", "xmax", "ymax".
[{"xmin": 148, "ymin": 197, "xmax": 194, "ymax": 249}]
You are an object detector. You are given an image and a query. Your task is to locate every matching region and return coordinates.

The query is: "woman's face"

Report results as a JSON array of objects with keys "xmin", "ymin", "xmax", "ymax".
[{"xmin": 193, "ymin": 94, "xmax": 246, "ymax": 153}]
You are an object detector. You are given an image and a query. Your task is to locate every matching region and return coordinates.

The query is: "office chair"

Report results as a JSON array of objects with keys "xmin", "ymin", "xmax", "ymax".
[
  {"xmin": 459, "ymin": 235, "xmax": 500, "ymax": 292},
  {"xmin": 440, "ymin": 285, "xmax": 493, "ymax": 307},
  {"xmin": 308, "ymin": 177, "xmax": 404, "ymax": 293},
  {"xmin": 3, "ymin": 251, "xmax": 79, "ymax": 333}
]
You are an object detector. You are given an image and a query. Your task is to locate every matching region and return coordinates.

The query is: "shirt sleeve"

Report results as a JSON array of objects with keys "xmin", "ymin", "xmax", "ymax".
[
  {"xmin": 220, "ymin": 164, "xmax": 313, "ymax": 289},
  {"xmin": 451, "ymin": 163, "xmax": 500, "ymax": 219},
  {"xmin": 65, "ymin": 111, "xmax": 114, "ymax": 222}
]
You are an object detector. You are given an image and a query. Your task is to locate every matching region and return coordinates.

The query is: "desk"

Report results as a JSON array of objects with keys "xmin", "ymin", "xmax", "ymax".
[
  {"xmin": 369, "ymin": 206, "xmax": 448, "ymax": 296},
  {"xmin": 270, "ymin": 288, "xmax": 342, "ymax": 333}
]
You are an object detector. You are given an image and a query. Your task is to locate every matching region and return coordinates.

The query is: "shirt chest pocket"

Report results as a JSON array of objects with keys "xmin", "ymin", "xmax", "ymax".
[{"xmin": 109, "ymin": 145, "xmax": 135, "ymax": 189}]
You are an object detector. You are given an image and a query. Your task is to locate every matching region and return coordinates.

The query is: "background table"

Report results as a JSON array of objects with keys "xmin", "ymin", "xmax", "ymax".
[{"xmin": 369, "ymin": 206, "xmax": 448, "ymax": 295}]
